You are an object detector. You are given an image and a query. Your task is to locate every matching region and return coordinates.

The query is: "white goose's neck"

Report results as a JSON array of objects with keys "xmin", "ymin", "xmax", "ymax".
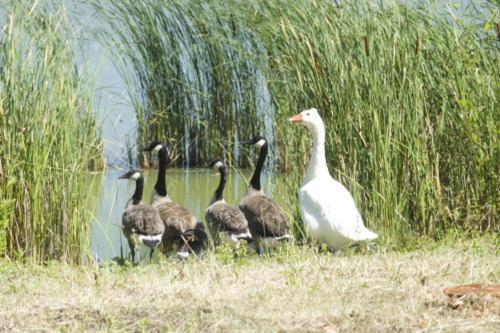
[{"xmin": 304, "ymin": 122, "xmax": 329, "ymax": 183}]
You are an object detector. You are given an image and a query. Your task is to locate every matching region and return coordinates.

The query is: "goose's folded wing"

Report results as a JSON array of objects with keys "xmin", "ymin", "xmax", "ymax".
[
  {"xmin": 206, "ymin": 204, "xmax": 249, "ymax": 234},
  {"xmin": 300, "ymin": 180, "xmax": 376, "ymax": 240},
  {"xmin": 241, "ymin": 195, "xmax": 289, "ymax": 237}
]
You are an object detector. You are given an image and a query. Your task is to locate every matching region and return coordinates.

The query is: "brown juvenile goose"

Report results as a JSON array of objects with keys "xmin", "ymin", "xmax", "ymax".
[
  {"xmin": 119, "ymin": 169, "xmax": 164, "ymax": 262},
  {"xmin": 239, "ymin": 136, "xmax": 291, "ymax": 254},
  {"xmin": 205, "ymin": 159, "xmax": 252, "ymax": 246},
  {"xmin": 143, "ymin": 142, "xmax": 206, "ymax": 258}
]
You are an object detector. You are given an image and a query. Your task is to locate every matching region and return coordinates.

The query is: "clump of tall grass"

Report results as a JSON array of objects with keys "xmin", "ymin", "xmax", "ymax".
[
  {"xmin": 91, "ymin": 0, "xmax": 271, "ymax": 167},
  {"xmin": 0, "ymin": 3, "xmax": 102, "ymax": 262},
  {"xmin": 251, "ymin": 0, "xmax": 498, "ymax": 242},
  {"xmin": 92, "ymin": 0, "xmax": 498, "ymax": 243}
]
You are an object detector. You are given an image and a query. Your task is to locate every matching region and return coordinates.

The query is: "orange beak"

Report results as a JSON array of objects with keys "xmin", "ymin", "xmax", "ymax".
[{"xmin": 288, "ymin": 113, "xmax": 302, "ymax": 123}]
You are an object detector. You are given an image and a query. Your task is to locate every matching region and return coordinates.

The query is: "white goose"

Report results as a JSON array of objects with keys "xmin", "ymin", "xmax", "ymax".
[{"xmin": 289, "ymin": 108, "xmax": 378, "ymax": 250}]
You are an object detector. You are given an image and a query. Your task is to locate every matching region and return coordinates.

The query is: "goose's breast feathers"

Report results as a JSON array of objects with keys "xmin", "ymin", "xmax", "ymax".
[
  {"xmin": 154, "ymin": 201, "xmax": 197, "ymax": 232},
  {"xmin": 299, "ymin": 176, "xmax": 376, "ymax": 242},
  {"xmin": 239, "ymin": 193, "xmax": 290, "ymax": 238}
]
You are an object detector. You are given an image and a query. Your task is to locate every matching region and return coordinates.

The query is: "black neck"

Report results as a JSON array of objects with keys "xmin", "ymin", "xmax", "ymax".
[
  {"xmin": 214, "ymin": 166, "xmax": 227, "ymax": 201},
  {"xmin": 250, "ymin": 143, "xmax": 268, "ymax": 191},
  {"xmin": 132, "ymin": 177, "xmax": 144, "ymax": 205},
  {"xmin": 155, "ymin": 147, "xmax": 168, "ymax": 196}
]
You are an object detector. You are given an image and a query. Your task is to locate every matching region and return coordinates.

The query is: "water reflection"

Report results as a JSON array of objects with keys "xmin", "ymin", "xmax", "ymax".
[{"xmin": 90, "ymin": 168, "xmax": 288, "ymax": 261}]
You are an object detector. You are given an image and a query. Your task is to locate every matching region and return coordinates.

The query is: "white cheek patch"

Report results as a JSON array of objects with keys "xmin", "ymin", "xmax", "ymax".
[
  {"xmin": 131, "ymin": 172, "xmax": 141, "ymax": 180},
  {"xmin": 213, "ymin": 161, "xmax": 223, "ymax": 169},
  {"xmin": 153, "ymin": 144, "xmax": 163, "ymax": 152},
  {"xmin": 255, "ymin": 139, "xmax": 266, "ymax": 147}
]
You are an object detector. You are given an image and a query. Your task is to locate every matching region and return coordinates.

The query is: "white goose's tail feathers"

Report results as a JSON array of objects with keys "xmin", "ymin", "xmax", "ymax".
[{"xmin": 355, "ymin": 228, "xmax": 378, "ymax": 241}]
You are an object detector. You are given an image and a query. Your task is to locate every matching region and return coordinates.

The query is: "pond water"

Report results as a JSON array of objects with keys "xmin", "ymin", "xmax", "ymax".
[{"xmin": 89, "ymin": 169, "xmax": 290, "ymax": 261}]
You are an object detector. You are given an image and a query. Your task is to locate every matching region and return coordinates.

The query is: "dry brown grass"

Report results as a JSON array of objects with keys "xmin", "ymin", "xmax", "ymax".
[{"xmin": 0, "ymin": 238, "xmax": 498, "ymax": 332}]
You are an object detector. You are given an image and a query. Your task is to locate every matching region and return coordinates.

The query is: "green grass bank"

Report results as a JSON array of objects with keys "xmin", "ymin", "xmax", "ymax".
[{"xmin": 0, "ymin": 236, "xmax": 498, "ymax": 332}]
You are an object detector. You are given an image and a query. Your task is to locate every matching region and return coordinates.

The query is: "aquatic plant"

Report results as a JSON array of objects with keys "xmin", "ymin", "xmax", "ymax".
[
  {"xmin": 91, "ymin": 0, "xmax": 270, "ymax": 168},
  {"xmin": 0, "ymin": 3, "xmax": 102, "ymax": 262},
  {"xmin": 256, "ymin": 0, "xmax": 499, "ymax": 243},
  {"xmin": 91, "ymin": 0, "xmax": 498, "ymax": 243}
]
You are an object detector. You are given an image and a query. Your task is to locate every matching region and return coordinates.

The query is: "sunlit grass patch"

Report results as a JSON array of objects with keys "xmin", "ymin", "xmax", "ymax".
[{"xmin": 0, "ymin": 236, "xmax": 498, "ymax": 332}]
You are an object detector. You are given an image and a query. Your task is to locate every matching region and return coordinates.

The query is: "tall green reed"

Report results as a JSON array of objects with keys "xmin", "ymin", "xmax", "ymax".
[
  {"xmin": 0, "ymin": 3, "xmax": 102, "ymax": 262},
  {"xmin": 91, "ymin": 0, "xmax": 498, "ymax": 243},
  {"xmin": 91, "ymin": 0, "xmax": 270, "ymax": 167},
  {"xmin": 253, "ymin": 0, "xmax": 498, "ymax": 243}
]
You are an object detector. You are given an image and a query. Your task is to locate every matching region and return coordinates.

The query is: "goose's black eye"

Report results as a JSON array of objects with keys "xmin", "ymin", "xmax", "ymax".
[{"xmin": 306, "ymin": 113, "xmax": 310, "ymax": 116}]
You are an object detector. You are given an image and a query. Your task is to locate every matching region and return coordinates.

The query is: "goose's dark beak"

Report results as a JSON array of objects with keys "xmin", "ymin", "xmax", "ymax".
[
  {"xmin": 142, "ymin": 142, "xmax": 163, "ymax": 152},
  {"xmin": 289, "ymin": 113, "xmax": 302, "ymax": 123},
  {"xmin": 118, "ymin": 173, "xmax": 129, "ymax": 179},
  {"xmin": 142, "ymin": 144, "xmax": 154, "ymax": 152},
  {"xmin": 240, "ymin": 139, "xmax": 253, "ymax": 145}
]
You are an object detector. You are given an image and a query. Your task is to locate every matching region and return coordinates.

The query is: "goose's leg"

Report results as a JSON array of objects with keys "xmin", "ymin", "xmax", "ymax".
[
  {"xmin": 126, "ymin": 235, "xmax": 137, "ymax": 263},
  {"xmin": 135, "ymin": 245, "xmax": 141, "ymax": 263},
  {"xmin": 130, "ymin": 245, "xmax": 138, "ymax": 262},
  {"xmin": 149, "ymin": 248, "xmax": 154, "ymax": 262},
  {"xmin": 161, "ymin": 237, "xmax": 174, "ymax": 256},
  {"xmin": 255, "ymin": 237, "xmax": 263, "ymax": 255},
  {"xmin": 245, "ymin": 239, "xmax": 255, "ymax": 254}
]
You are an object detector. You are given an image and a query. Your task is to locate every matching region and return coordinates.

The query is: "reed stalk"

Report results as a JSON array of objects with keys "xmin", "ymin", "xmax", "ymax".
[{"xmin": 0, "ymin": 2, "xmax": 102, "ymax": 263}]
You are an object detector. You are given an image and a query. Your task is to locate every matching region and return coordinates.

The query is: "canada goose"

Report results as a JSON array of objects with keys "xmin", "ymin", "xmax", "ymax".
[
  {"xmin": 118, "ymin": 169, "xmax": 165, "ymax": 262},
  {"xmin": 143, "ymin": 141, "xmax": 206, "ymax": 258},
  {"xmin": 289, "ymin": 108, "xmax": 377, "ymax": 251},
  {"xmin": 205, "ymin": 159, "xmax": 252, "ymax": 246},
  {"xmin": 175, "ymin": 222, "xmax": 209, "ymax": 259},
  {"xmin": 239, "ymin": 136, "xmax": 291, "ymax": 254}
]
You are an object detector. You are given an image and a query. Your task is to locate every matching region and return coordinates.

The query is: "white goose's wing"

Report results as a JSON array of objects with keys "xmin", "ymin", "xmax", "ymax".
[{"xmin": 300, "ymin": 177, "xmax": 377, "ymax": 242}]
